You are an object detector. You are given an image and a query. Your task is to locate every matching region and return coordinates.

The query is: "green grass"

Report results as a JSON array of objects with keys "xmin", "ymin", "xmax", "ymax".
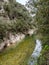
[{"xmin": 0, "ymin": 36, "xmax": 35, "ymax": 65}]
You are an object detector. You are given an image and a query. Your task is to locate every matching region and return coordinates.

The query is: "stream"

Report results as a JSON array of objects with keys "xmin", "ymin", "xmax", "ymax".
[{"xmin": 28, "ymin": 39, "xmax": 42, "ymax": 65}]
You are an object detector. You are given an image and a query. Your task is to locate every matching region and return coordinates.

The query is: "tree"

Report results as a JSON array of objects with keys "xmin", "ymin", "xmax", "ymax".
[
  {"xmin": 0, "ymin": 0, "xmax": 33, "ymax": 41},
  {"xmin": 26, "ymin": 0, "xmax": 49, "ymax": 65},
  {"xmin": 26, "ymin": 0, "xmax": 49, "ymax": 45},
  {"xmin": 35, "ymin": 0, "xmax": 49, "ymax": 45}
]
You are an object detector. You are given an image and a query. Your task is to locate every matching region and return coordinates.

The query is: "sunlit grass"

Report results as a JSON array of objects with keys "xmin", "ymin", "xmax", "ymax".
[{"xmin": 0, "ymin": 36, "xmax": 35, "ymax": 65}]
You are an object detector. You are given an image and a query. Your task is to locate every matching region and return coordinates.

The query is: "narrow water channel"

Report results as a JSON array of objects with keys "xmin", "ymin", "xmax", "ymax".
[{"xmin": 28, "ymin": 39, "xmax": 42, "ymax": 65}]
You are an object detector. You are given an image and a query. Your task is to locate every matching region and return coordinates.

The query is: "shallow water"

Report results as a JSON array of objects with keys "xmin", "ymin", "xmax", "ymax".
[{"xmin": 28, "ymin": 39, "xmax": 42, "ymax": 65}]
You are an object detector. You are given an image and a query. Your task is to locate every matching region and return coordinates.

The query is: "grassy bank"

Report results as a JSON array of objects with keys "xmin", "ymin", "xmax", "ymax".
[{"xmin": 0, "ymin": 36, "xmax": 35, "ymax": 65}]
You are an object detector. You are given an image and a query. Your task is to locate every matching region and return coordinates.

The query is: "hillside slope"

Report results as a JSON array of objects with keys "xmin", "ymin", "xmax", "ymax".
[
  {"xmin": 0, "ymin": 0, "xmax": 33, "ymax": 42},
  {"xmin": 0, "ymin": 36, "xmax": 35, "ymax": 65}
]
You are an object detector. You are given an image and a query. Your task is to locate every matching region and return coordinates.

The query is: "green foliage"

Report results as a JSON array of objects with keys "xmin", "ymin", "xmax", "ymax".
[
  {"xmin": 0, "ymin": 0, "xmax": 33, "ymax": 40},
  {"xmin": 35, "ymin": 0, "xmax": 49, "ymax": 65},
  {"xmin": 35, "ymin": 0, "xmax": 49, "ymax": 45},
  {"xmin": 27, "ymin": 0, "xmax": 49, "ymax": 65},
  {"xmin": 27, "ymin": 0, "xmax": 49, "ymax": 45},
  {"xmin": 37, "ymin": 45, "xmax": 49, "ymax": 65}
]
